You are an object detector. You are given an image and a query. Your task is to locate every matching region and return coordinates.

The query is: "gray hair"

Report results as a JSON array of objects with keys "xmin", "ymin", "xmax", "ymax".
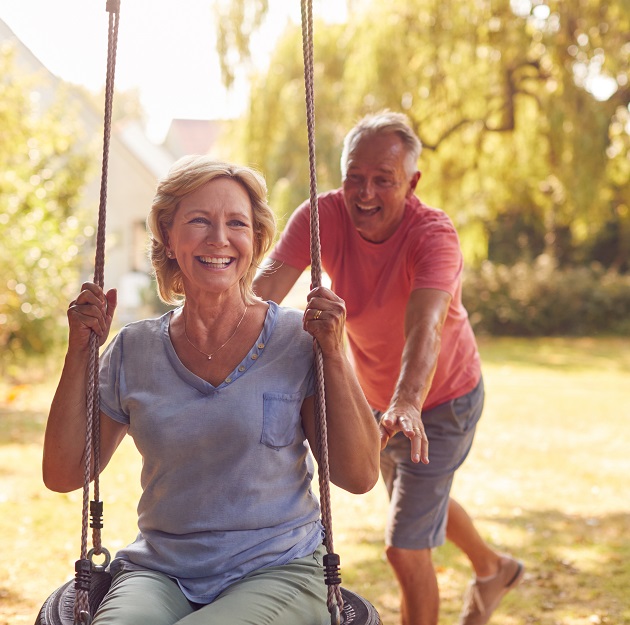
[{"xmin": 340, "ymin": 110, "xmax": 422, "ymax": 179}]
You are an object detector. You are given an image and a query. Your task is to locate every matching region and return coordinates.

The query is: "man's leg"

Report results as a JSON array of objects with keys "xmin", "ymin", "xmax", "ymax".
[
  {"xmin": 447, "ymin": 498, "xmax": 524, "ymax": 625},
  {"xmin": 446, "ymin": 498, "xmax": 501, "ymax": 578},
  {"xmin": 379, "ymin": 425, "xmax": 451, "ymax": 625},
  {"xmin": 385, "ymin": 546, "xmax": 438, "ymax": 625},
  {"xmin": 378, "ymin": 379, "xmax": 487, "ymax": 625}
]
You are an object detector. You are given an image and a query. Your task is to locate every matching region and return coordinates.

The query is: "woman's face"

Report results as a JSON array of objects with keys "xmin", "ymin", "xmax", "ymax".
[{"xmin": 167, "ymin": 177, "xmax": 254, "ymax": 300}]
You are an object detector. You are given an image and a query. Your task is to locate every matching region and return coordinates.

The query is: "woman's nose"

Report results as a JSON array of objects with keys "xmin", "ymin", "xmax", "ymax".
[{"xmin": 206, "ymin": 224, "xmax": 228, "ymax": 246}]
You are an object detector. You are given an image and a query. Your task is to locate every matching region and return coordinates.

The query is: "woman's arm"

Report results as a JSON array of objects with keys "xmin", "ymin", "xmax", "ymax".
[
  {"xmin": 300, "ymin": 287, "xmax": 380, "ymax": 494},
  {"xmin": 43, "ymin": 283, "xmax": 127, "ymax": 493}
]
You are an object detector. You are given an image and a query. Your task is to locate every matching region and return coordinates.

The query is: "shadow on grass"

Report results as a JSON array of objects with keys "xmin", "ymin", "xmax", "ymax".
[
  {"xmin": 338, "ymin": 508, "xmax": 630, "ymax": 625},
  {"xmin": 482, "ymin": 508, "xmax": 630, "ymax": 623},
  {"xmin": 3, "ymin": 400, "xmax": 629, "ymax": 624}
]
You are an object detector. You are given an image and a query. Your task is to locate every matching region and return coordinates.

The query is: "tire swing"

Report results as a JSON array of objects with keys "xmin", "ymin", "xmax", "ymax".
[{"xmin": 36, "ymin": 1, "xmax": 381, "ymax": 624}]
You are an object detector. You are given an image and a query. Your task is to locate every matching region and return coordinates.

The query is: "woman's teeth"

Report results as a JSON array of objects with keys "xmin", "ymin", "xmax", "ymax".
[{"xmin": 199, "ymin": 257, "xmax": 232, "ymax": 267}]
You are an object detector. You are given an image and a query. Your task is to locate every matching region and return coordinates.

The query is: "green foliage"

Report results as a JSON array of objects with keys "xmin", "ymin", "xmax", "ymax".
[
  {"xmin": 0, "ymin": 47, "xmax": 94, "ymax": 374},
  {"xmin": 463, "ymin": 256, "xmax": 630, "ymax": 336},
  {"xmin": 238, "ymin": 19, "xmax": 352, "ymax": 223},
  {"xmin": 214, "ymin": 0, "xmax": 269, "ymax": 88},
  {"xmin": 231, "ymin": 0, "xmax": 630, "ymax": 270}
]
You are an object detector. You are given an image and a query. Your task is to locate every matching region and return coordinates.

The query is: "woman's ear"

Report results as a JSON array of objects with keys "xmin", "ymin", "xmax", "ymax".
[{"xmin": 162, "ymin": 227, "xmax": 172, "ymax": 257}]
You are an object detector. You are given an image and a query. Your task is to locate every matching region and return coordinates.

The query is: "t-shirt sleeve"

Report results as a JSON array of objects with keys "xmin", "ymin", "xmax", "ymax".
[
  {"xmin": 305, "ymin": 359, "xmax": 315, "ymax": 398},
  {"xmin": 99, "ymin": 332, "xmax": 130, "ymax": 425},
  {"xmin": 270, "ymin": 200, "xmax": 312, "ymax": 270},
  {"xmin": 410, "ymin": 216, "xmax": 463, "ymax": 297}
]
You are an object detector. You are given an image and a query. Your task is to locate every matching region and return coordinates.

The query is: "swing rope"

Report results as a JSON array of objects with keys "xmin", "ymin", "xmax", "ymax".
[
  {"xmin": 75, "ymin": 2, "xmax": 120, "ymax": 623},
  {"xmin": 73, "ymin": 1, "xmax": 343, "ymax": 622},
  {"xmin": 300, "ymin": 0, "xmax": 344, "ymax": 621}
]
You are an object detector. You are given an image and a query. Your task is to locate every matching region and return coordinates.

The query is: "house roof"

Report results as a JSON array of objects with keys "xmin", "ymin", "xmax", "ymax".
[{"xmin": 162, "ymin": 118, "xmax": 224, "ymax": 159}]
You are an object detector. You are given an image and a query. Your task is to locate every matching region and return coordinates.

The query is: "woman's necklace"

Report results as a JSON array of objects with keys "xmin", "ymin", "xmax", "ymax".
[{"xmin": 183, "ymin": 304, "xmax": 248, "ymax": 361}]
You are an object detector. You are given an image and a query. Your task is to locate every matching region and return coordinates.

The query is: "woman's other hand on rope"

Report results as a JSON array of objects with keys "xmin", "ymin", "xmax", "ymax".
[
  {"xmin": 45, "ymin": 282, "xmax": 125, "ymax": 493},
  {"xmin": 303, "ymin": 286, "xmax": 346, "ymax": 355},
  {"xmin": 380, "ymin": 403, "xmax": 429, "ymax": 465},
  {"xmin": 300, "ymin": 286, "xmax": 380, "ymax": 494},
  {"xmin": 67, "ymin": 282, "xmax": 118, "ymax": 350}
]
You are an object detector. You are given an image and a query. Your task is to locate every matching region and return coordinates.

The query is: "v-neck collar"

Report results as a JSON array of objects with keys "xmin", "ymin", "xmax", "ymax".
[{"xmin": 161, "ymin": 301, "xmax": 279, "ymax": 394}]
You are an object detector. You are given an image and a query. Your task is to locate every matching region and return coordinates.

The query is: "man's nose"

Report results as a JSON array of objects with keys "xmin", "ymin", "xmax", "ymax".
[{"xmin": 359, "ymin": 179, "xmax": 375, "ymax": 199}]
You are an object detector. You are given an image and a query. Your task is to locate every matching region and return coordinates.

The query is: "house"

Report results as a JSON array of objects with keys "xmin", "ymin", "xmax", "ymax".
[{"xmin": 1, "ymin": 18, "xmax": 224, "ymax": 323}]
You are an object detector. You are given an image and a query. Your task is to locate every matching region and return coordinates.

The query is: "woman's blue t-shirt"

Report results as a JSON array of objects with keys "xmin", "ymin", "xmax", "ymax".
[{"xmin": 99, "ymin": 301, "xmax": 323, "ymax": 604}]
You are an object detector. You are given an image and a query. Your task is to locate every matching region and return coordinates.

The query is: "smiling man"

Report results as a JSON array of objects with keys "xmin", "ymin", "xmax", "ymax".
[{"xmin": 254, "ymin": 111, "xmax": 524, "ymax": 625}]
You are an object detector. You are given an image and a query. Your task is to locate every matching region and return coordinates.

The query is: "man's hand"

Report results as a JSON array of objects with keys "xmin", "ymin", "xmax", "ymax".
[{"xmin": 379, "ymin": 404, "xmax": 429, "ymax": 464}]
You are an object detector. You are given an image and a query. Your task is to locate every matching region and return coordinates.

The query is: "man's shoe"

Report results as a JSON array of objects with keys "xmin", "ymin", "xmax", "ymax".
[{"xmin": 458, "ymin": 555, "xmax": 525, "ymax": 625}]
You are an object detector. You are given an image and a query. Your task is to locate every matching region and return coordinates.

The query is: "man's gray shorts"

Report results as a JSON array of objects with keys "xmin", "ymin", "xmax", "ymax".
[{"xmin": 376, "ymin": 377, "xmax": 484, "ymax": 551}]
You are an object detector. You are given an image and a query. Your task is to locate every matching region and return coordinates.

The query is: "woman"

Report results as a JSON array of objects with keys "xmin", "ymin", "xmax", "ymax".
[{"xmin": 43, "ymin": 156, "xmax": 381, "ymax": 625}]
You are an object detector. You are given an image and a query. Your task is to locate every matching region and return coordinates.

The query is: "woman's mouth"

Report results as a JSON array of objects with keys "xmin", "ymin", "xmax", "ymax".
[{"xmin": 198, "ymin": 256, "xmax": 234, "ymax": 268}]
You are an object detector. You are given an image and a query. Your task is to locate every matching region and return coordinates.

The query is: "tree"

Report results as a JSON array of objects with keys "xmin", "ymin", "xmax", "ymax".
[
  {"xmin": 0, "ymin": 46, "xmax": 95, "ymax": 374},
  {"xmin": 223, "ymin": 0, "xmax": 630, "ymax": 268},
  {"xmin": 214, "ymin": 0, "xmax": 270, "ymax": 89}
]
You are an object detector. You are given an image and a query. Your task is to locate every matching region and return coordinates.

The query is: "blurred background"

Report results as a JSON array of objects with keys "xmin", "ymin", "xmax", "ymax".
[{"xmin": 1, "ymin": 1, "xmax": 629, "ymax": 623}]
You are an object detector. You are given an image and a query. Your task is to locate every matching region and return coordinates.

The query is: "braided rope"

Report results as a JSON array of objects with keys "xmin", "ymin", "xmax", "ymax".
[
  {"xmin": 300, "ymin": 0, "xmax": 344, "ymax": 619},
  {"xmin": 75, "ymin": 3, "xmax": 120, "ymax": 622},
  {"xmin": 74, "ymin": 2, "xmax": 341, "ymax": 621}
]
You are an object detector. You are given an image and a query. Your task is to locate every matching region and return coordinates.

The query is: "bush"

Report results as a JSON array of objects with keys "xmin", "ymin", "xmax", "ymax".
[{"xmin": 463, "ymin": 255, "xmax": 630, "ymax": 336}]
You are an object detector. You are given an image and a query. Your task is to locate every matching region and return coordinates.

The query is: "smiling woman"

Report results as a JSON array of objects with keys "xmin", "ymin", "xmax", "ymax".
[
  {"xmin": 148, "ymin": 157, "xmax": 274, "ymax": 308},
  {"xmin": 41, "ymin": 154, "xmax": 381, "ymax": 625}
]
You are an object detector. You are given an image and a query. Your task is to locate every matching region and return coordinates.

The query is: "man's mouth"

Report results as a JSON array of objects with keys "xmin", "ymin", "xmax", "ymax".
[
  {"xmin": 198, "ymin": 256, "xmax": 234, "ymax": 268},
  {"xmin": 356, "ymin": 203, "xmax": 381, "ymax": 217}
]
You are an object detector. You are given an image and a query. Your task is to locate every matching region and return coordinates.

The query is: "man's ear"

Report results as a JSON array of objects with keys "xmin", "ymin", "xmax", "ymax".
[{"xmin": 407, "ymin": 171, "xmax": 422, "ymax": 196}]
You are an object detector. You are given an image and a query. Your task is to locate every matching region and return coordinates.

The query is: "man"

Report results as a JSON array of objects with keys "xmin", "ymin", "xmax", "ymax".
[{"xmin": 253, "ymin": 111, "xmax": 524, "ymax": 625}]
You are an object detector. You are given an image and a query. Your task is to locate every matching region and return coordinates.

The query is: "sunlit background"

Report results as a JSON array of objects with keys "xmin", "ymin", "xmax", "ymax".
[{"xmin": 1, "ymin": 1, "xmax": 629, "ymax": 623}]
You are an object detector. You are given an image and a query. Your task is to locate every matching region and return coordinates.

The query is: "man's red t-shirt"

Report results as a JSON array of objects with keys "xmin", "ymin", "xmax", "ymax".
[{"xmin": 270, "ymin": 189, "xmax": 481, "ymax": 412}]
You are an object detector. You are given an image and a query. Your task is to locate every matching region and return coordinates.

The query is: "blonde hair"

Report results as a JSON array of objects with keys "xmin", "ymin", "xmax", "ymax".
[
  {"xmin": 147, "ymin": 156, "xmax": 276, "ymax": 305},
  {"xmin": 341, "ymin": 110, "xmax": 422, "ymax": 179}
]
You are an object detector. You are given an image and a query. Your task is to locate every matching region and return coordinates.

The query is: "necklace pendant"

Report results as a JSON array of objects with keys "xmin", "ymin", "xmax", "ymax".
[{"xmin": 207, "ymin": 355, "xmax": 212, "ymax": 360}]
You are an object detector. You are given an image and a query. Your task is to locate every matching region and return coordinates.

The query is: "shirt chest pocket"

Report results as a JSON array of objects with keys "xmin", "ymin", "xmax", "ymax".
[{"xmin": 261, "ymin": 392, "xmax": 303, "ymax": 449}]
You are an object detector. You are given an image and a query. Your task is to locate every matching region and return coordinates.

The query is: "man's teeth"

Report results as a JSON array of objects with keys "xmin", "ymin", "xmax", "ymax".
[{"xmin": 357, "ymin": 204, "xmax": 379, "ymax": 212}]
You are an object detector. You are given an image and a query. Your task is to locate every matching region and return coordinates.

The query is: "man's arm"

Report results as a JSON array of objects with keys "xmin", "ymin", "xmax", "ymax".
[
  {"xmin": 379, "ymin": 287, "xmax": 451, "ymax": 464},
  {"xmin": 253, "ymin": 259, "xmax": 303, "ymax": 304}
]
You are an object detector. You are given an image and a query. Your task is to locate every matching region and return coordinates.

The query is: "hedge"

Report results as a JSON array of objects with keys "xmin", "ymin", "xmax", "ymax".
[{"xmin": 462, "ymin": 256, "xmax": 630, "ymax": 336}]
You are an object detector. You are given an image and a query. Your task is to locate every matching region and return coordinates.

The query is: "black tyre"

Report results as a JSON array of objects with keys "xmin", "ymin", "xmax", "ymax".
[
  {"xmin": 36, "ymin": 575, "xmax": 380, "ymax": 625},
  {"xmin": 35, "ymin": 571, "xmax": 112, "ymax": 625},
  {"xmin": 340, "ymin": 587, "xmax": 382, "ymax": 625}
]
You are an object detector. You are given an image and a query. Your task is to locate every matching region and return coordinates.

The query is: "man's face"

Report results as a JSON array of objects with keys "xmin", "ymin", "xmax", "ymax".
[{"xmin": 342, "ymin": 133, "xmax": 420, "ymax": 243}]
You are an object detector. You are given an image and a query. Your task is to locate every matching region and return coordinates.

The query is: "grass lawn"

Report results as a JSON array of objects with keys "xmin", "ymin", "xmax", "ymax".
[{"xmin": 1, "ymin": 336, "xmax": 629, "ymax": 625}]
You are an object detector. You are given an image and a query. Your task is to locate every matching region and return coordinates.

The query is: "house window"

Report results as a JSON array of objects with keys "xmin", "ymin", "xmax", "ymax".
[{"xmin": 131, "ymin": 220, "xmax": 150, "ymax": 273}]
